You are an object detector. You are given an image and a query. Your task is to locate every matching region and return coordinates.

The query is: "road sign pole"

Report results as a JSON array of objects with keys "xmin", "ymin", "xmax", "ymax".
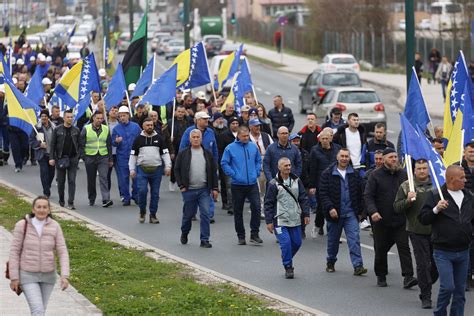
[
  {"xmin": 184, "ymin": 0, "xmax": 190, "ymax": 49},
  {"xmin": 128, "ymin": 0, "xmax": 133, "ymax": 37},
  {"xmin": 405, "ymin": 0, "xmax": 415, "ymax": 90}
]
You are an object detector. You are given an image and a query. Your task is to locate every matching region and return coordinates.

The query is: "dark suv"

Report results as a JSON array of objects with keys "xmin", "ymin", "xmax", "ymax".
[{"xmin": 298, "ymin": 70, "xmax": 362, "ymax": 114}]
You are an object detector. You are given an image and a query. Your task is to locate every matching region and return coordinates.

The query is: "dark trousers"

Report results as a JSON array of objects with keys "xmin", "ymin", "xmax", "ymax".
[
  {"xmin": 372, "ymin": 223, "xmax": 414, "ymax": 277},
  {"xmin": 85, "ymin": 155, "xmax": 110, "ymax": 203},
  {"xmin": 9, "ymin": 129, "xmax": 28, "ymax": 169},
  {"xmin": 0, "ymin": 126, "xmax": 9, "ymax": 152},
  {"xmin": 218, "ymin": 165, "xmax": 228, "ymax": 206},
  {"xmin": 314, "ymin": 191, "xmax": 325, "ymax": 228},
  {"xmin": 409, "ymin": 232, "xmax": 438, "ymax": 300},
  {"xmin": 231, "ymin": 183, "xmax": 261, "ymax": 239},
  {"xmin": 107, "ymin": 155, "xmax": 116, "ymax": 191},
  {"xmin": 38, "ymin": 155, "xmax": 55, "ymax": 197},
  {"xmin": 56, "ymin": 156, "xmax": 79, "ymax": 204}
]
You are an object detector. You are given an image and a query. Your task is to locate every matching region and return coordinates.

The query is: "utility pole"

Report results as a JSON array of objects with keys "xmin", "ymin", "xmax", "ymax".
[
  {"xmin": 129, "ymin": 0, "xmax": 134, "ymax": 37},
  {"xmin": 405, "ymin": 0, "xmax": 415, "ymax": 89},
  {"xmin": 184, "ymin": 0, "xmax": 190, "ymax": 49},
  {"xmin": 102, "ymin": 0, "xmax": 110, "ymax": 46}
]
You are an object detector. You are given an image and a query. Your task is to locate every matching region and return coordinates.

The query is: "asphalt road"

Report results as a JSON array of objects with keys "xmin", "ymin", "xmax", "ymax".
[{"xmin": 0, "ymin": 53, "xmax": 468, "ymax": 315}]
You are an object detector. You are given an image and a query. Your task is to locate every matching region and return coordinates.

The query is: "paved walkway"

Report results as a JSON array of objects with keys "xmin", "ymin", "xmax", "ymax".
[
  {"xmin": 242, "ymin": 42, "xmax": 446, "ymax": 119},
  {"xmin": 0, "ymin": 227, "xmax": 102, "ymax": 315}
]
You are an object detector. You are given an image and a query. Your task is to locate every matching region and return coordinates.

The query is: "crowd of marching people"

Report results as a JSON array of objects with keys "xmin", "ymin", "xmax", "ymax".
[{"xmin": 1, "ymin": 40, "xmax": 474, "ymax": 315}]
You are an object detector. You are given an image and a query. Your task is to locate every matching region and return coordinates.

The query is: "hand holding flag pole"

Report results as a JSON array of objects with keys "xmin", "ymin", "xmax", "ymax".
[{"xmin": 428, "ymin": 160, "xmax": 445, "ymax": 200}]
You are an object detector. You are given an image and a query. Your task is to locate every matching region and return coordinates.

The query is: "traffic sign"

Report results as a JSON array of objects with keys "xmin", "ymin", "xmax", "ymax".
[{"xmin": 277, "ymin": 16, "xmax": 288, "ymax": 26}]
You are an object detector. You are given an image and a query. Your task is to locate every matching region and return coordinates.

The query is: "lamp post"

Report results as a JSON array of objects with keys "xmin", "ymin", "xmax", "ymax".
[
  {"xmin": 405, "ymin": 0, "xmax": 415, "ymax": 89},
  {"xmin": 184, "ymin": 0, "xmax": 190, "ymax": 49}
]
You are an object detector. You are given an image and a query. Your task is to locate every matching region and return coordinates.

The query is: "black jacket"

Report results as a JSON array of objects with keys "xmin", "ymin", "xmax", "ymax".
[
  {"xmin": 419, "ymin": 186, "xmax": 474, "ymax": 252},
  {"xmin": 309, "ymin": 142, "xmax": 341, "ymax": 188},
  {"xmin": 268, "ymin": 105, "xmax": 295, "ymax": 137},
  {"xmin": 364, "ymin": 165, "xmax": 408, "ymax": 227},
  {"xmin": 168, "ymin": 117, "xmax": 193, "ymax": 153},
  {"xmin": 50, "ymin": 124, "xmax": 80, "ymax": 160},
  {"xmin": 460, "ymin": 160, "xmax": 474, "ymax": 194},
  {"xmin": 298, "ymin": 125, "xmax": 321, "ymax": 153},
  {"xmin": 333, "ymin": 124, "xmax": 367, "ymax": 148},
  {"xmin": 319, "ymin": 162, "xmax": 363, "ymax": 222},
  {"xmin": 174, "ymin": 145, "xmax": 218, "ymax": 191},
  {"xmin": 217, "ymin": 129, "xmax": 236, "ymax": 161}
]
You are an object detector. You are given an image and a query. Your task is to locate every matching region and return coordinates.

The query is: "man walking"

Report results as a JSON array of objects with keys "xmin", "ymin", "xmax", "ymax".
[
  {"xmin": 333, "ymin": 113, "xmax": 367, "ymax": 172},
  {"xmin": 268, "ymin": 95, "xmax": 295, "ymax": 138},
  {"xmin": 79, "ymin": 111, "xmax": 113, "ymax": 207},
  {"xmin": 49, "ymin": 109, "xmax": 80, "ymax": 209},
  {"xmin": 129, "ymin": 118, "xmax": 171, "ymax": 224},
  {"xmin": 364, "ymin": 148, "xmax": 417, "ymax": 288},
  {"xmin": 264, "ymin": 157, "xmax": 310, "ymax": 279},
  {"xmin": 175, "ymin": 129, "xmax": 218, "ymax": 248},
  {"xmin": 319, "ymin": 148, "xmax": 368, "ymax": 276},
  {"xmin": 365, "ymin": 123, "xmax": 394, "ymax": 169},
  {"xmin": 221, "ymin": 126, "xmax": 262, "ymax": 245},
  {"xmin": 112, "ymin": 106, "xmax": 141, "ymax": 206},
  {"xmin": 394, "ymin": 159, "xmax": 438, "ymax": 309},
  {"xmin": 419, "ymin": 165, "xmax": 474, "ymax": 315}
]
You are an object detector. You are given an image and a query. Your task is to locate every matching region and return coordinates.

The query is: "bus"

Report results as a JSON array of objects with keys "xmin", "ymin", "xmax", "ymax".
[{"xmin": 430, "ymin": 1, "xmax": 465, "ymax": 31}]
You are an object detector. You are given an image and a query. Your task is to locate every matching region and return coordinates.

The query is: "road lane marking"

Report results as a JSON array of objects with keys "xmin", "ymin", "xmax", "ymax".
[
  {"xmin": 264, "ymin": 91, "xmax": 271, "ymax": 95},
  {"xmin": 340, "ymin": 238, "xmax": 396, "ymax": 255},
  {"xmin": 256, "ymin": 87, "xmax": 262, "ymax": 91}
]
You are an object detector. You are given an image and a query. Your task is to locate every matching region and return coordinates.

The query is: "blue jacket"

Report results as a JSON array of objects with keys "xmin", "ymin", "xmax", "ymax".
[
  {"xmin": 221, "ymin": 139, "xmax": 261, "ymax": 185},
  {"xmin": 263, "ymin": 142, "xmax": 302, "ymax": 181},
  {"xmin": 111, "ymin": 120, "xmax": 141, "ymax": 166},
  {"xmin": 179, "ymin": 125, "xmax": 218, "ymax": 164}
]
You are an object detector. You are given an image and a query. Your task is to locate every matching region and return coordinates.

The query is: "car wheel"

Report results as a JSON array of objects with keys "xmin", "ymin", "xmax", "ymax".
[{"xmin": 299, "ymin": 98, "xmax": 306, "ymax": 114}]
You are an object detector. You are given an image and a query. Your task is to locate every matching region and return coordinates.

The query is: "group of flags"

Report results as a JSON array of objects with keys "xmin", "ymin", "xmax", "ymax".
[{"xmin": 401, "ymin": 50, "xmax": 474, "ymax": 188}]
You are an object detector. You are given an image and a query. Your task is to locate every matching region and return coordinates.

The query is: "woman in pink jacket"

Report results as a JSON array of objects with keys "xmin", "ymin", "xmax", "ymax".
[{"xmin": 9, "ymin": 196, "xmax": 70, "ymax": 315}]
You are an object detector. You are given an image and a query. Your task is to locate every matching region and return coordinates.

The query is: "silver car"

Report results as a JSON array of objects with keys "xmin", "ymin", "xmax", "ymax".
[
  {"xmin": 164, "ymin": 40, "xmax": 184, "ymax": 60},
  {"xmin": 313, "ymin": 87, "xmax": 387, "ymax": 133}
]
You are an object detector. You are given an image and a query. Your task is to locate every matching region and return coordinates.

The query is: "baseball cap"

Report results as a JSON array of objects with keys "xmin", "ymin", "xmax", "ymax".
[
  {"xmin": 195, "ymin": 111, "xmax": 211, "ymax": 120},
  {"xmin": 249, "ymin": 118, "xmax": 261, "ymax": 126},
  {"xmin": 196, "ymin": 91, "xmax": 206, "ymax": 100},
  {"xmin": 228, "ymin": 116, "xmax": 240, "ymax": 124},
  {"xmin": 289, "ymin": 133, "xmax": 301, "ymax": 141},
  {"xmin": 41, "ymin": 78, "xmax": 53, "ymax": 85},
  {"xmin": 240, "ymin": 105, "xmax": 251, "ymax": 112},
  {"xmin": 118, "ymin": 106, "xmax": 130, "ymax": 114}
]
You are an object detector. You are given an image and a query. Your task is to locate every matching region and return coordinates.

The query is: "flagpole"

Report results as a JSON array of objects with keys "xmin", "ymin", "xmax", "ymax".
[
  {"xmin": 103, "ymin": 36, "xmax": 106, "ymax": 69},
  {"xmin": 405, "ymin": 154, "xmax": 415, "ymax": 196},
  {"xmin": 21, "ymin": 108, "xmax": 39, "ymax": 136},
  {"xmin": 428, "ymin": 160, "xmax": 445, "ymax": 200},
  {"xmin": 460, "ymin": 129, "xmax": 465, "ymax": 166},
  {"xmin": 124, "ymin": 90, "xmax": 132, "ymax": 114},
  {"xmin": 251, "ymin": 85, "xmax": 259, "ymax": 106},
  {"xmin": 201, "ymin": 41, "xmax": 218, "ymax": 106},
  {"xmin": 170, "ymin": 98, "xmax": 176, "ymax": 142},
  {"xmin": 152, "ymin": 53, "xmax": 157, "ymax": 81}
]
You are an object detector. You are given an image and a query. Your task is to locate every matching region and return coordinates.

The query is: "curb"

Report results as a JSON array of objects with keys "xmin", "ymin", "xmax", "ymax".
[{"xmin": 0, "ymin": 179, "xmax": 329, "ymax": 316}]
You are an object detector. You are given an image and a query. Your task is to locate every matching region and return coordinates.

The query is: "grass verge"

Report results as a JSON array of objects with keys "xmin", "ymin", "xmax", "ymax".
[
  {"xmin": 9, "ymin": 26, "xmax": 47, "ymax": 37},
  {"xmin": 0, "ymin": 186, "xmax": 280, "ymax": 315},
  {"xmin": 247, "ymin": 54, "xmax": 285, "ymax": 68}
]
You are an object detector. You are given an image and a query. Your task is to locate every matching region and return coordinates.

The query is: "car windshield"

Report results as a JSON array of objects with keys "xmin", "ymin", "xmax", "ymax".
[
  {"xmin": 337, "ymin": 91, "xmax": 379, "ymax": 103},
  {"xmin": 169, "ymin": 41, "xmax": 183, "ymax": 47},
  {"xmin": 322, "ymin": 73, "xmax": 360, "ymax": 86},
  {"xmin": 332, "ymin": 57, "xmax": 356, "ymax": 64}
]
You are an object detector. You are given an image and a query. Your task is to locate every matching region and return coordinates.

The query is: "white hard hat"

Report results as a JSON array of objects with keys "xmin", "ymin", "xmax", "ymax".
[
  {"xmin": 128, "ymin": 83, "xmax": 136, "ymax": 91},
  {"xmin": 98, "ymin": 68, "xmax": 106, "ymax": 77},
  {"xmin": 46, "ymin": 56, "xmax": 52, "ymax": 62},
  {"xmin": 37, "ymin": 53, "xmax": 46, "ymax": 62},
  {"xmin": 29, "ymin": 56, "xmax": 36, "ymax": 61},
  {"xmin": 118, "ymin": 106, "xmax": 130, "ymax": 114},
  {"xmin": 16, "ymin": 58, "xmax": 24, "ymax": 65},
  {"xmin": 0, "ymin": 84, "xmax": 5, "ymax": 93},
  {"xmin": 41, "ymin": 77, "xmax": 53, "ymax": 85}
]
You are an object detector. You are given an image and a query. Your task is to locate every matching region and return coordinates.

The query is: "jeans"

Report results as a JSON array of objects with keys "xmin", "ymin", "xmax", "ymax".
[
  {"xmin": 433, "ymin": 249, "xmax": 469, "ymax": 316},
  {"xmin": 56, "ymin": 156, "xmax": 79, "ymax": 204},
  {"xmin": 137, "ymin": 165, "xmax": 163, "ymax": 215},
  {"xmin": 409, "ymin": 232, "xmax": 438, "ymax": 300},
  {"xmin": 9, "ymin": 129, "xmax": 28, "ymax": 169},
  {"xmin": 181, "ymin": 187, "xmax": 211, "ymax": 241},
  {"xmin": 372, "ymin": 223, "xmax": 414, "ymax": 277},
  {"xmin": 441, "ymin": 79, "xmax": 448, "ymax": 100},
  {"xmin": 38, "ymin": 155, "xmax": 55, "ymax": 197},
  {"xmin": 22, "ymin": 282, "xmax": 55, "ymax": 316},
  {"xmin": 231, "ymin": 183, "xmax": 261, "ymax": 239},
  {"xmin": 85, "ymin": 155, "xmax": 110, "ymax": 202},
  {"xmin": 116, "ymin": 163, "xmax": 137, "ymax": 203},
  {"xmin": 275, "ymin": 225, "xmax": 302, "ymax": 267},
  {"xmin": 327, "ymin": 213, "xmax": 363, "ymax": 268}
]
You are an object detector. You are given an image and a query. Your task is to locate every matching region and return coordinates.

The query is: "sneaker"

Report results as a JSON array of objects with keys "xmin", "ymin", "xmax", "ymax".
[
  {"xmin": 200, "ymin": 240, "xmax": 212, "ymax": 248},
  {"xmin": 249, "ymin": 235, "xmax": 263, "ymax": 244},
  {"xmin": 31, "ymin": 161, "xmax": 37, "ymax": 166},
  {"xmin": 420, "ymin": 296, "xmax": 432, "ymax": 309},
  {"xmin": 122, "ymin": 200, "xmax": 131, "ymax": 206},
  {"xmin": 227, "ymin": 210, "xmax": 234, "ymax": 215},
  {"xmin": 180, "ymin": 233, "xmax": 188, "ymax": 245},
  {"xmin": 89, "ymin": 200, "xmax": 95, "ymax": 206},
  {"xmin": 377, "ymin": 276, "xmax": 387, "ymax": 287},
  {"xmin": 149, "ymin": 215, "xmax": 160, "ymax": 224},
  {"xmin": 210, "ymin": 217, "xmax": 215, "ymax": 224},
  {"xmin": 359, "ymin": 219, "xmax": 371, "ymax": 230},
  {"xmin": 318, "ymin": 226, "xmax": 324, "ymax": 236},
  {"xmin": 139, "ymin": 213, "xmax": 146, "ymax": 223},
  {"xmin": 260, "ymin": 212, "xmax": 265, "ymax": 220},
  {"xmin": 311, "ymin": 226, "xmax": 318, "ymax": 239},
  {"xmin": 238, "ymin": 238, "xmax": 246, "ymax": 245},
  {"xmin": 285, "ymin": 266, "xmax": 294, "ymax": 279},
  {"xmin": 169, "ymin": 182, "xmax": 176, "ymax": 192},
  {"xmin": 59, "ymin": 201, "xmax": 65, "ymax": 207},
  {"xmin": 14, "ymin": 168, "xmax": 20, "ymax": 173},
  {"xmin": 354, "ymin": 266, "xmax": 368, "ymax": 276},
  {"xmin": 403, "ymin": 276, "xmax": 418, "ymax": 289},
  {"xmin": 326, "ymin": 262, "xmax": 335, "ymax": 273},
  {"xmin": 192, "ymin": 215, "xmax": 197, "ymax": 221},
  {"xmin": 102, "ymin": 200, "xmax": 113, "ymax": 208},
  {"xmin": 67, "ymin": 204, "xmax": 76, "ymax": 210}
]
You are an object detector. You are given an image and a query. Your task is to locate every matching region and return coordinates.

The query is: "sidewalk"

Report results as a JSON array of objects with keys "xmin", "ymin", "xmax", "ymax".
[
  {"xmin": 242, "ymin": 42, "xmax": 445, "ymax": 119},
  {"xmin": 0, "ymin": 227, "xmax": 102, "ymax": 316}
]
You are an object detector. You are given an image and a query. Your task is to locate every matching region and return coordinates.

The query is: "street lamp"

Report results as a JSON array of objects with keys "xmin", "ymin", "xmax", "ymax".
[{"xmin": 405, "ymin": 0, "xmax": 415, "ymax": 89}]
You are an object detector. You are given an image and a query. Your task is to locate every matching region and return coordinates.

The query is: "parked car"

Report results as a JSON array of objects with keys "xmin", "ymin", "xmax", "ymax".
[
  {"xmin": 26, "ymin": 36, "xmax": 43, "ymax": 50},
  {"xmin": 298, "ymin": 70, "xmax": 362, "ymax": 115},
  {"xmin": 320, "ymin": 54, "xmax": 360, "ymax": 73},
  {"xmin": 203, "ymin": 35, "xmax": 224, "ymax": 58},
  {"xmin": 399, "ymin": 19, "xmax": 406, "ymax": 30},
  {"xmin": 156, "ymin": 36, "xmax": 174, "ymax": 55},
  {"xmin": 207, "ymin": 54, "xmax": 247, "ymax": 93},
  {"xmin": 67, "ymin": 35, "xmax": 88, "ymax": 53},
  {"xmin": 418, "ymin": 19, "xmax": 431, "ymax": 30},
  {"xmin": 117, "ymin": 32, "xmax": 131, "ymax": 54},
  {"xmin": 219, "ymin": 43, "xmax": 245, "ymax": 55},
  {"xmin": 313, "ymin": 87, "xmax": 386, "ymax": 133},
  {"xmin": 164, "ymin": 39, "xmax": 185, "ymax": 60}
]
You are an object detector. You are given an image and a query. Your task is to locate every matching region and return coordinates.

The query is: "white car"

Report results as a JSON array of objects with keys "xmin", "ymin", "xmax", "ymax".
[
  {"xmin": 207, "ymin": 55, "xmax": 247, "ymax": 93},
  {"xmin": 67, "ymin": 36, "xmax": 88, "ymax": 53},
  {"xmin": 26, "ymin": 36, "xmax": 43, "ymax": 49},
  {"xmin": 418, "ymin": 19, "xmax": 431, "ymax": 30},
  {"xmin": 164, "ymin": 40, "xmax": 185, "ymax": 60},
  {"xmin": 399, "ymin": 19, "xmax": 406, "ymax": 30},
  {"xmin": 320, "ymin": 54, "xmax": 360, "ymax": 73},
  {"xmin": 313, "ymin": 87, "xmax": 386, "ymax": 133}
]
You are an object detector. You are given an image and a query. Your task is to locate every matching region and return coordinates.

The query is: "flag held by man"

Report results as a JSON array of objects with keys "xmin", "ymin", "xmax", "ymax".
[
  {"xmin": 172, "ymin": 42, "xmax": 211, "ymax": 89},
  {"xmin": 122, "ymin": 13, "xmax": 147, "ymax": 86},
  {"xmin": 140, "ymin": 64, "xmax": 177, "ymax": 106},
  {"xmin": 104, "ymin": 63, "xmax": 127, "ymax": 111}
]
